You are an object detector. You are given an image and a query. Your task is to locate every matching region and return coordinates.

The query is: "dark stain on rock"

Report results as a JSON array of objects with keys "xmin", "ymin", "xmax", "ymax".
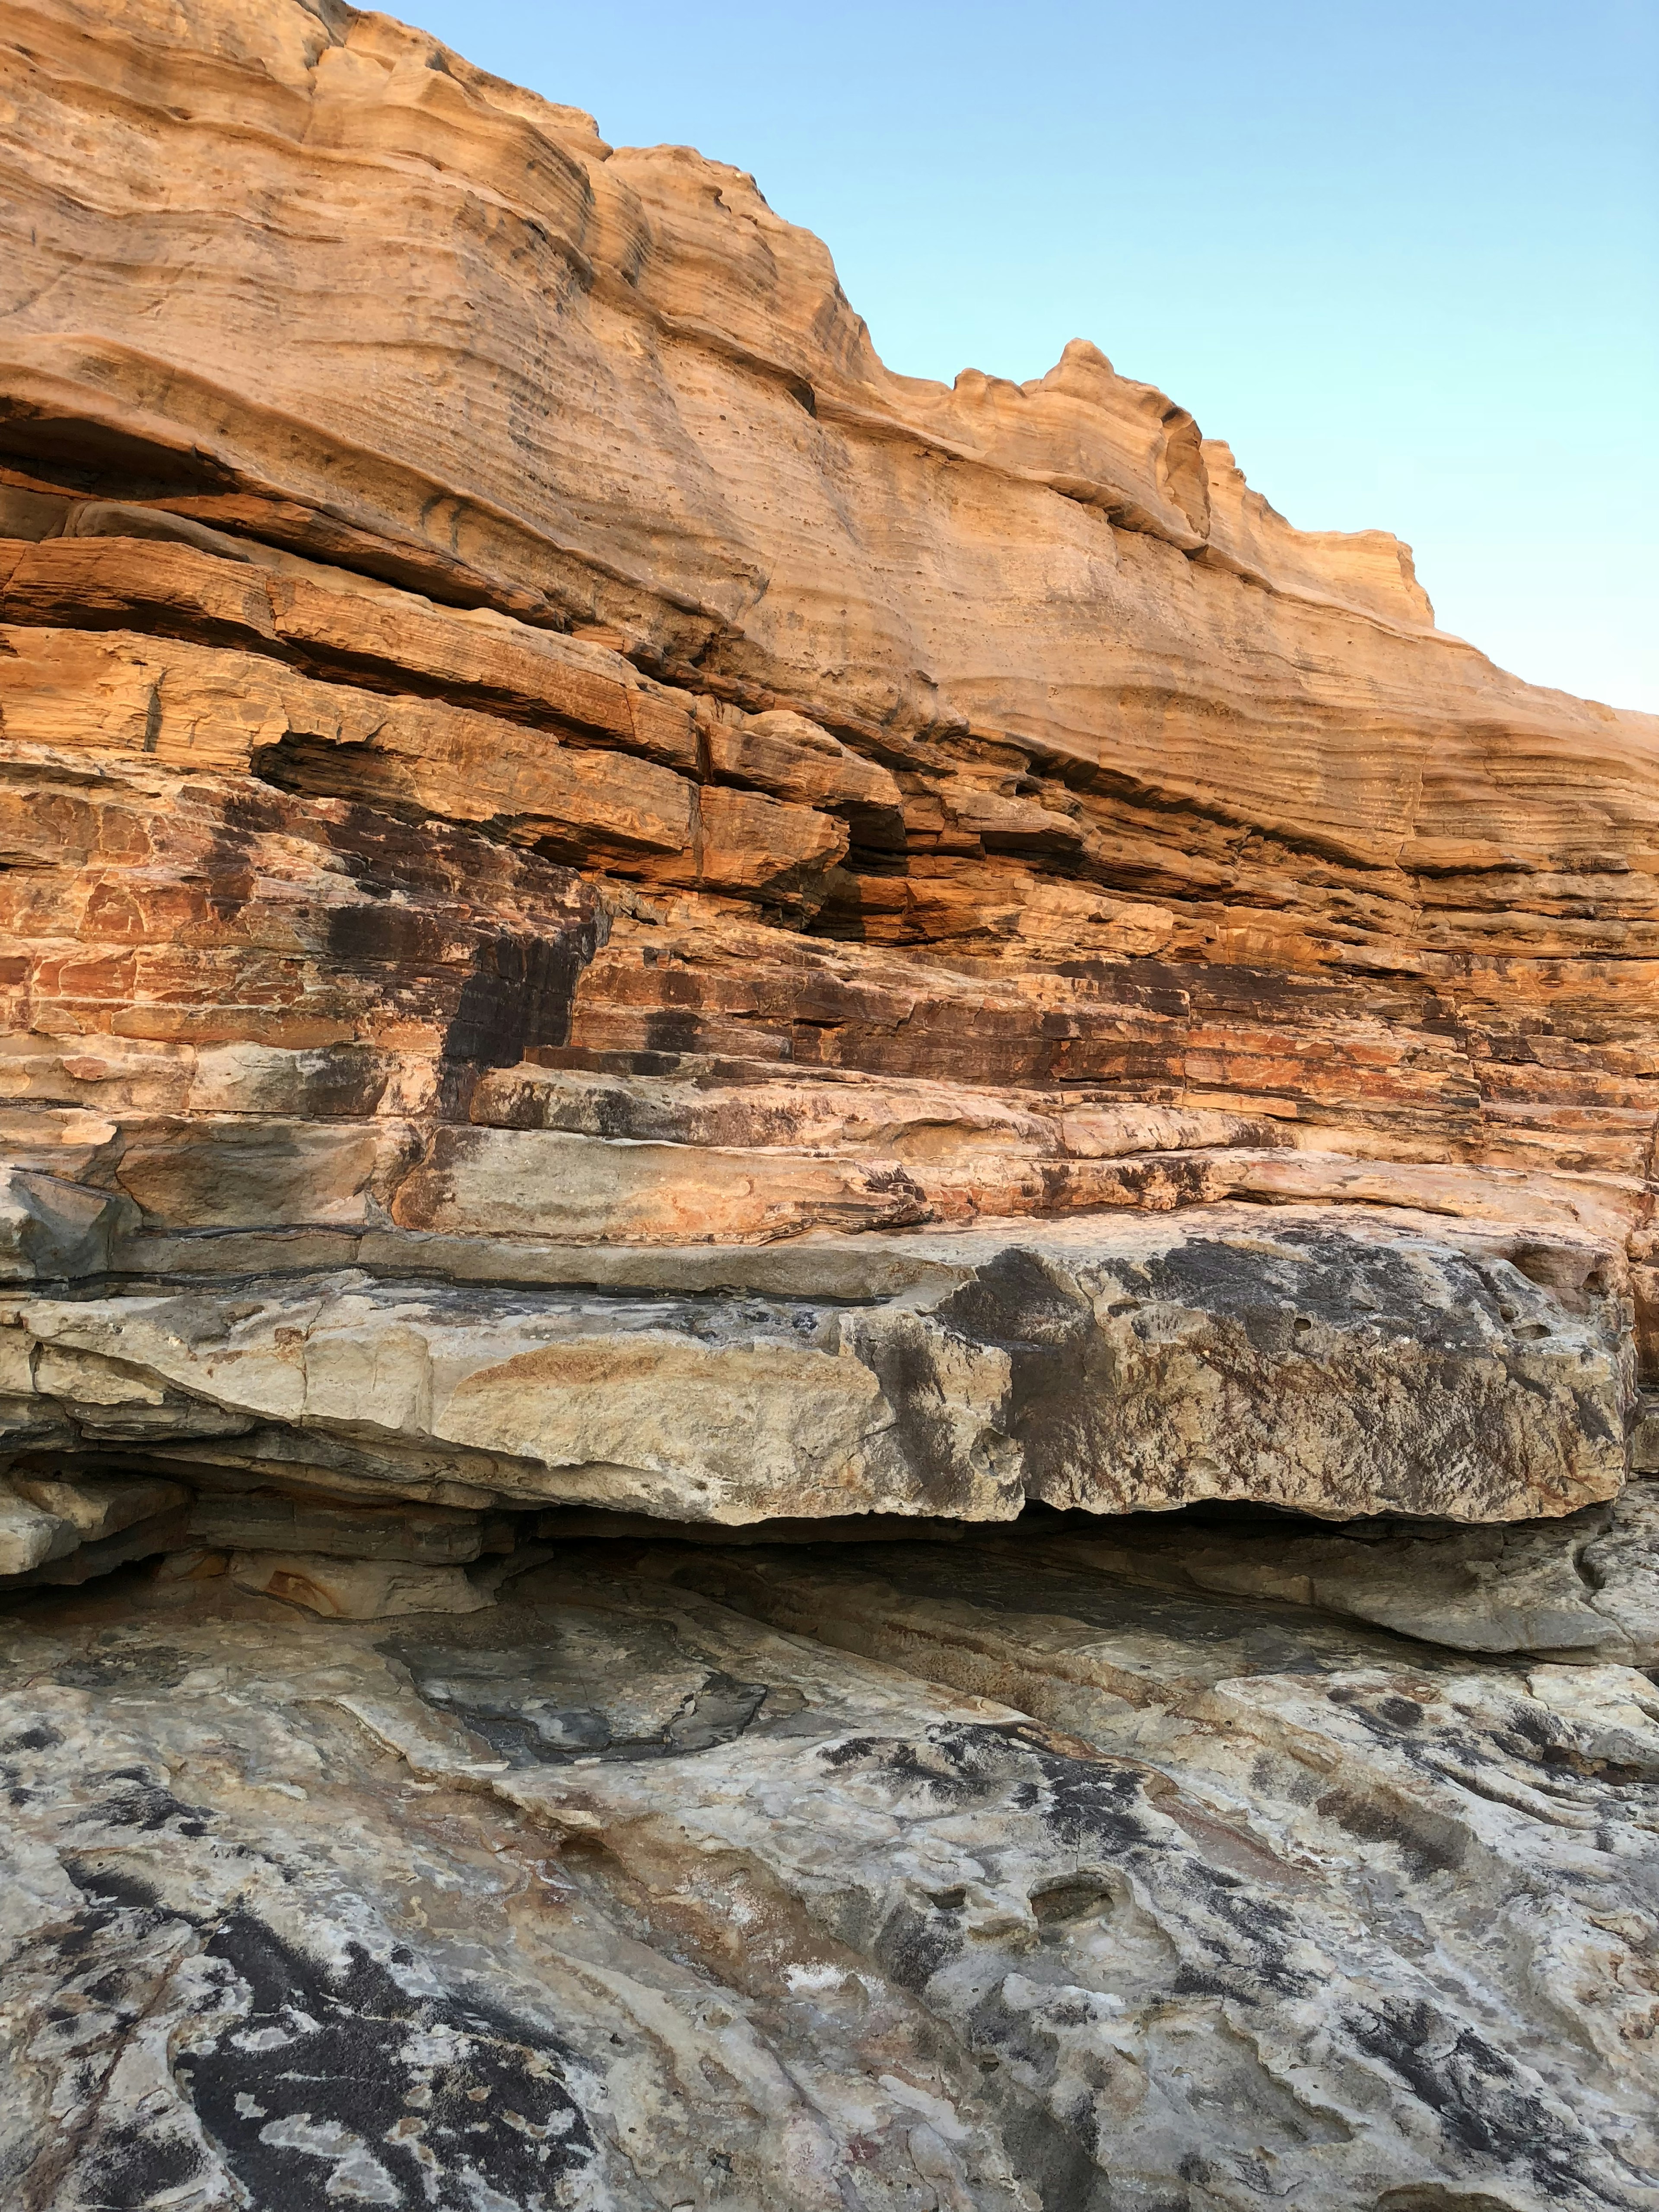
[
  {"xmin": 1348, "ymin": 1998, "xmax": 1630, "ymax": 2206},
  {"xmin": 55, "ymin": 1643, "xmax": 197, "ymax": 1693},
  {"xmin": 176, "ymin": 1908, "xmax": 597, "ymax": 2212},
  {"xmin": 934, "ymin": 1248, "xmax": 1099, "ymax": 1475},
  {"xmin": 326, "ymin": 901, "xmax": 456, "ymax": 970},
  {"xmin": 820, "ymin": 1725, "xmax": 1015, "ymax": 1808},
  {"xmin": 441, "ymin": 929, "xmax": 593, "ymax": 1067},
  {"xmin": 875, "ymin": 1898, "xmax": 961, "ymax": 1993},
  {"xmin": 73, "ymin": 2120, "xmax": 207, "ymax": 2212},
  {"xmin": 846, "ymin": 1317, "xmax": 1008, "ymax": 1515},
  {"xmin": 1136, "ymin": 1230, "xmax": 1487, "ymax": 1354},
  {"xmin": 1033, "ymin": 1748, "xmax": 1159, "ymax": 1859},
  {"xmin": 1316, "ymin": 1789, "xmax": 1468, "ymax": 1878},
  {"xmin": 1, "ymin": 1722, "xmax": 63, "ymax": 1753},
  {"xmin": 642, "ymin": 1005, "xmax": 712, "ymax": 1055},
  {"xmin": 63, "ymin": 1859, "xmax": 165, "ymax": 1916},
  {"xmin": 390, "ymin": 1638, "xmax": 770, "ymax": 1765},
  {"xmin": 1377, "ymin": 1696, "xmax": 1426, "ymax": 1729},
  {"xmin": 73, "ymin": 1771, "xmax": 213, "ymax": 1840}
]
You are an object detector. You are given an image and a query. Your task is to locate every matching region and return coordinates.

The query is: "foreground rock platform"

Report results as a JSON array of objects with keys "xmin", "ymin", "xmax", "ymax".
[{"xmin": 4, "ymin": 1533, "xmax": 1658, "ymax": 2212}]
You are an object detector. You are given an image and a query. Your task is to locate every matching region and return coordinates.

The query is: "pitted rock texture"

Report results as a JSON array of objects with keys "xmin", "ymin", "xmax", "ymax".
[{"xmin": 3, "ymin": 1542, "xmax": 1659, "ymax": 2211}]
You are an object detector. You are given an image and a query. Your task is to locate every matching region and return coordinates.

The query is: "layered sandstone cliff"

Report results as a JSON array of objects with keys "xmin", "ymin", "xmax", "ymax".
[
  {"xmin": 1, "ymin": 0, "xmax": 1656, "ymax": 1545},
  {"xmin": 2, "ymin": 7, "xmax": 1658, "ymax": 2207}
]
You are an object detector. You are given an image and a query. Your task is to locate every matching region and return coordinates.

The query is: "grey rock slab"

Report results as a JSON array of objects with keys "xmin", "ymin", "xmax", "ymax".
[
  {"xmin": 0, "ymin": 1167, "xmax": 134, "ymax": 1283},
  {"xmin": 629, "ymin": 1537, "xmax": 1455, "ymax": 1758},
  {"xmin": 0, "ymin": 1202, "xmax": 1633, "ymax": 1524},
  {"xmin": 1580, "ymin": 1480, "xmax": 1659, "ymax": 1665},
  {"xmin": 1010, "ymin": 1482, "xmax": 1659, "ymax": 1664},
  {"xmin": 5, "ymin": 1539, "xmax": 1653, "ymax": 2208}
]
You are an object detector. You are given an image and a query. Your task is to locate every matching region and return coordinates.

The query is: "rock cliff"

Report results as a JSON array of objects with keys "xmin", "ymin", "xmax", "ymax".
[{"xmin": 1, "ymin": 3, "xmax": 1657, "ymax": 2207}]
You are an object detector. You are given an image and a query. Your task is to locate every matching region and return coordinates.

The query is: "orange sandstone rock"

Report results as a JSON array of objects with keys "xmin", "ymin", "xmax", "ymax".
[{"xmin": 0, "ymin": 0, "xmax": 1652, "ymax": 1526}]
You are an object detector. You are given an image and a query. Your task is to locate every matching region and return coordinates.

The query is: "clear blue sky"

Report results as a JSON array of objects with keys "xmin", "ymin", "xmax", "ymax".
[{"xmin": 408, "ymin": 1, "xmax": 1658, "ymax": 712}]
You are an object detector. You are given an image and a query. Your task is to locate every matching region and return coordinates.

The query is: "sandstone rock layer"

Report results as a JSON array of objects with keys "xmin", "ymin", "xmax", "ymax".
[
  {"xmin": 2, "ymin": 4, "xmax": 1659, "ymax": 2205},
  {"xmin": 0, "ymin": 0, "xmax": 1655, "ymax": 1533}
]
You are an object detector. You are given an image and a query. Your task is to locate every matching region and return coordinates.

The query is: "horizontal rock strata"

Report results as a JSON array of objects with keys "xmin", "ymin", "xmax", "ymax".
[{"xmin": 3, "ymin": 1, "xmax": 1659, "ymax": 2202}]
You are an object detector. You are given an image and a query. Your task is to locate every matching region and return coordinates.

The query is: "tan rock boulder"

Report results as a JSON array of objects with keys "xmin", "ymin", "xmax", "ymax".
[{"xmin": 229, "ymin": 1551, "xmax": 493, "ymax": 1618}]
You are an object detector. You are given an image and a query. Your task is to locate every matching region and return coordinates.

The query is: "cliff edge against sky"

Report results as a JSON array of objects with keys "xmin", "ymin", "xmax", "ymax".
[
  {"xmin": 0, "ymin": 0, "xmax": 1655, "ymax": 1536},
  {"xmin": 2, "ymin": 9, "xmax": 1658, "ymax": 2207}
]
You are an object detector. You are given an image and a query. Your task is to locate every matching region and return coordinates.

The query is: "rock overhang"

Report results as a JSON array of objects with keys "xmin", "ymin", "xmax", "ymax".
[{"xmin": 0, "ymin": 1203, "xmax": 1634, "ymax": 1528}]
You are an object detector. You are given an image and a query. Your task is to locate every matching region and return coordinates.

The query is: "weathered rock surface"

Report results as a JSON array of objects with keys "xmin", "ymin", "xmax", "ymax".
[
  {"xmin": 3, "ymin": 1543, "xmax": 1658, "ymax": 2211},
  {"xmin": 0, "ymin": 0, "xmax": 1657, "ymax": 2196},
  {"xmin": 0, "ymin": 0, "xmax": 1654, "ymax": 1538},
  {"xmin": 0, "ymin": 1207, "xmax": 1633, "ymax": 1526}
]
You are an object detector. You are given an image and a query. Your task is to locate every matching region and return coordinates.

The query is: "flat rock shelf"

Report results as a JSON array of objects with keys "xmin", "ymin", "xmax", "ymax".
[{"xmin": 5, "ymin": 1534, "xmax": 1659, "ymax": 2212}]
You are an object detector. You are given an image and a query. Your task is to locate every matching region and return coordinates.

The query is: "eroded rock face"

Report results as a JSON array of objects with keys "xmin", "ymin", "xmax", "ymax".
[
  {"xmin": 0, "ymin": 1209, "xmax": 1632, "ymax": 1528},
  {"xmin": 3, "ymin": 1543, "xmax": 1659, "ymax": 2211},
  {"xmin": 0, "ymin": 0, "xmax": 1653, "ymax": 1540},
  {"xmin": 0, "ymin": 4, "xmax": 1657, "ymax": 2194}
]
